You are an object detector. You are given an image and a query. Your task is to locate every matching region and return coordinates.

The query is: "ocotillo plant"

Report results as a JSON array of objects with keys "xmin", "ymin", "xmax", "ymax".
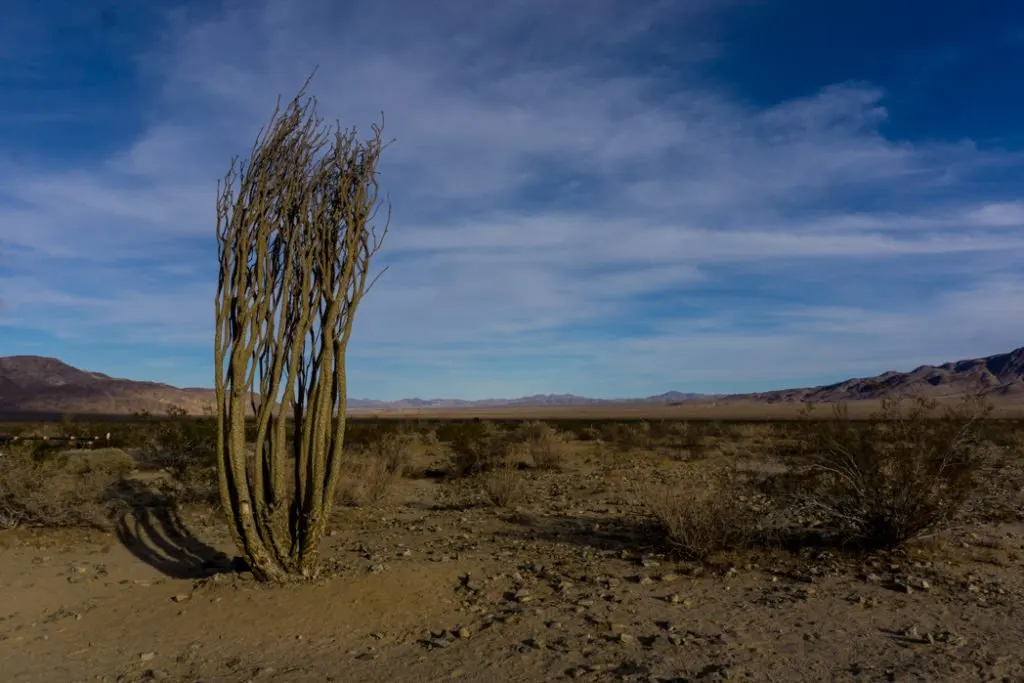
[{"xmin": 214, "ymin": 77, "xmax": 389, "ymax": 581}]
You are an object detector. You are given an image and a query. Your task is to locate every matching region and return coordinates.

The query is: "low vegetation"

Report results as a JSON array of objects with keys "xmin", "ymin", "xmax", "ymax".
[
  {"xmin": 2, "ymin": 394, "xmax": 1020, "ymax": 562},
  {"xmin": 0, "ymin": 446, "xmax": 133, "ymax": 530}
]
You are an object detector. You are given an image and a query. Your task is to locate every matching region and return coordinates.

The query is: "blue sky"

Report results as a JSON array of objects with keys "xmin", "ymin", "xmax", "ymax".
[{"xmin": 2, "ymin": 0, "xmax": 1024, "ymax": 400}]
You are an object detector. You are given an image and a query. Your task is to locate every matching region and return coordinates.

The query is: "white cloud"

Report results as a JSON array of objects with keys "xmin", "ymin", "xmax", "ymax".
[{"xmin": 2, "ymin": 0, "xmax": 1024, "ymax": 398}]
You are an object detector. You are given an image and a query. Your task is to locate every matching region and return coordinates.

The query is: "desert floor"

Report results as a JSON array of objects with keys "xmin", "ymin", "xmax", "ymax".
[{"xmin": 2, "ymin": 427, "xmax": 1023, "ymax": 683}]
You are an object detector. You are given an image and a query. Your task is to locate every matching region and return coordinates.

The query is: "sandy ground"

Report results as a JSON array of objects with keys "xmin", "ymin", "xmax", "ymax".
[{"xmin": 2, "ymin": 440, "xmax": 1023, "ymax": 683}]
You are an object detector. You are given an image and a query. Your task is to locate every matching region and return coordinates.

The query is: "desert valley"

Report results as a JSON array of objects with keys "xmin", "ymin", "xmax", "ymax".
[{"xmin": 1, "ymin": 348, "xmax": 1023, "ymax": 682}]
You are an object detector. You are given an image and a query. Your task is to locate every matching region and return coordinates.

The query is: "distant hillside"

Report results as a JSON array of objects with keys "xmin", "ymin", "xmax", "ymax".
[
  {"xmin": 3, "ymin": 347, "xmax": 1021, "ymax": 417},
  {"xmin": 729, "ymin": 347, "xmax": 1024, "ymax": 403},
  {"xmin": 0, "ymin": 356, "xmax": 708, "ymax": 416},
  {"xmin": 0, "ymin": 356, "xmax": 216, "ymax": 416},
  {"xmin": 346, "ymin": 390, "xmax": 708, "ymax": 411}
]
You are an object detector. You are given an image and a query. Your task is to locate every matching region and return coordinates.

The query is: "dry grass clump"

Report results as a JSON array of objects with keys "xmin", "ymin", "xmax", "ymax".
[
  {"xmin": 0, "ymin": 447, "xmax": 134, "ymax": 530},
  {"xmin": 513, "ymin": 421, "xmax": 572, "ymax": 470},
  {"xmin": 361, "ymin": 431, "xmax": 417, "ymax": 476},
  {"xmin": 658, "ymin": 421, "xmax": 709, "ymax": 461},
  {"xmin": 644, "ymin": 467, "xmax": 759, "ymax": 561},
  {"xmin": 787, "ymin": 394, "xmax": 994, "ymax": 548},
  {"xmin": 134, "ymin": 406, "xmax": 219, "ymax": 504},
  {"xmin": 335, "ymin": 455, "xmax": 401, "ymax": 507},
  {"xmin": 448, "ymin": 421, "xmax": 513, "ymax": 476},
  {"xmin": 480, "ymin": 452, "xmax": 530, "ymax": 508},
  {"xmin": 602, "ymin": 421, "xmax": 652, "ymax": 454}
]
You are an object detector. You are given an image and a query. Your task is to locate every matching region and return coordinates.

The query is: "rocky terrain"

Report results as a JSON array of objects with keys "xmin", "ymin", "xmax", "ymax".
[{"xmin": 1, "ymin": 426, "xmax": 1023, "ymax": 682}]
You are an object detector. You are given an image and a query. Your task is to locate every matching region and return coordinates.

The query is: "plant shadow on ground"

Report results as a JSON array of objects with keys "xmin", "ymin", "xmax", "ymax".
[
  {"xmin": 495, "ymin": 511, "xmax": 888, "ymax": 572},
  {"xmin": 107, "ymin": 480, "xmax": 240, "ymax": 579}
]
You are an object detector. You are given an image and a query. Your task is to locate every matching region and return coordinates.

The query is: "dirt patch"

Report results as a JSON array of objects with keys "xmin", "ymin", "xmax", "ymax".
[{"xmin": 2, "ymin": 428, "xmax": 1023, "ymax": 682}]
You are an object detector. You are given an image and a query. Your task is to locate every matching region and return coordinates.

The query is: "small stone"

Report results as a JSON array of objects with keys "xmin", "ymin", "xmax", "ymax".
[
  {"xmin": 144, "ymin": 670, "xmax": 170, "ymax": 681},
  {"xmin": 617, "ymin": 632, "xmax": 634, "ymax": 644},
  {"xmin": 660, "ymin": 573, "xmax": 679, "ymax": 583},
  {"xmin": 171, "ymin": 594, "xmax": 190, "ymax": 603},
  {"xmin": 638, "ymin": 576, "xmax": 654, "ymax": 587},
  {"xmin": 668, "ymin": 594, "xmax": 683, "ymax": 604},
  {"xmin": 457, "ymin": 627, "xmax": 471, "ymax": 639},
  {"xmin": 140, "ymin": 652, "xmax": 156, "ymax": 662}
]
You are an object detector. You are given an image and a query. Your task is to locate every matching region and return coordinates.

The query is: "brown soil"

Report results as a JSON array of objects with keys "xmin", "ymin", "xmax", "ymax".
[{"xmin": 3, "ymin": 441, "xmax": 1023, "ymax": 683}]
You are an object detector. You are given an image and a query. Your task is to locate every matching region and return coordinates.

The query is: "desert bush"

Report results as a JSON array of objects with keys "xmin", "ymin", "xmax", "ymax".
[
  {"xmin": 335, "ymin": 455, "xmax": 400, "ymax": 507},
  {"xmin": 132, "ymin": 406, "xmax": 218, "ymax": 504},
  {"xmin": 788, "ymin": 394, "xmax": 993, "ymax": 548},
  {"xmin": 448, "ymin": 420, "xmax": 513, "ymax": 476},
  {"xmin": 0, "ymin": 447, "xmax": 133, "ymax": 530},
  {"xmin": 659, "ymin": 421, "xmax": 708, "ymax": 460},
  {"xmin": 136, "ymin": 406, "xmax": 216, "ymax": 474},
  {"xmin": 512, "ymin": 421, "xmax": 570, "ymax": 470},
  {"xmin": 480, "ymin": 454, "xmax": 529, "ymax": 507},
  {"xmin": 645, "ymin": 468, "xmax": 759, "ymax": 561},
  {"xmin": 601, "ymin": 421, "xmax": 652, "ymax": 454},
  {"xmin": 360, "ymin": 431, "xmax": 417, "ymax": 476}
]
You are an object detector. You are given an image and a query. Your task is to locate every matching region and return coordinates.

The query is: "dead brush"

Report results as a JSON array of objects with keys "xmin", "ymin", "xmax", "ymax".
[
  {"xmin": 448, "ymin": 420, "xmax": 511, "ymax": 476},
  {"xmin": 644, "ymin": 468, "xmax": 759, "ymax": 561},
  {"xmin": 513, "ymin": 421, "xmax": 571, "ymax": 470},
  {"xmin": 602, "ymin": 421, "xmax": 652, "ymax": 454},
  {"xmin": 361, "ymin": 431, "xmax": 416, "ymax": 476},
  {"xmin": 659, "ymin": 421, "xmax": 709, "ymax": 461},
  {"xmin": 788, "ymin": 393, "xmax": 994, "ymax": 548},
  {"xmin": 0, "ymin": 446, "xmax": 133, "ymax": 530},
  {"xmin": 335, "ymin": 455, "xmax": 400, "ymax": 507},
  {"xmin": 480, "ymin": 449, "xmax": 530, "ymax": 508}
]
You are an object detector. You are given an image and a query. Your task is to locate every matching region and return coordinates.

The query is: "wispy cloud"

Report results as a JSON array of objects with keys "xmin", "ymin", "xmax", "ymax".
[{"xmin": 1, "ymin": 0, "xmax": 1023, "ymax": 398}]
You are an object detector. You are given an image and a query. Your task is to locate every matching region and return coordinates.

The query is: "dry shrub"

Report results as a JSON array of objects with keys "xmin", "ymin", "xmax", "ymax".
[
  {"xmin": 449, "ymin": 421, "xmax": 511, "ymax": 476},
  {"xmin": 0, "ymin": 447, "xmax": 133, "ymax": 530},
  {"xmin": 335, "ymin": 456, "xmax": 400, "ymax": 507},
  {"xmin": 659, "ymin": 421, "xmax": 709, "ymax": 460},
  {"xmin": 361, "ymin": 431, "xmax": 416, "ymax": 476},
  {"xmin": 513, "ymin": 421, "xmax": 571, "ymax": 470},
  {"xmin": 789, "ymin": 393, "xmax": 994, "ymax": 548},
  {"xmin": 602, "ymin": 421, "xmax": 652, "ymax": 454},
  {"xmin": 645, "ymin": 468, "xmax": 758, "ymax": 561},
  {"xmin": 134, "ymin": 406, "xmax": 218, "ymax": 504},
  {"xmin": 480, "ymin": 454, "xmax": 529, "ymax": 508}
]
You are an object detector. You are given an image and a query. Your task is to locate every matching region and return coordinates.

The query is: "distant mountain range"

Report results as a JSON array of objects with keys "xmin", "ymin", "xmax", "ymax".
[
  {"xmin": 727, "ymin": 346, "xmax": 1024, "ymax": 403},
  {"xmin": 0, "ymin": 346, "xmax": 1022, "ymax": 416}
]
